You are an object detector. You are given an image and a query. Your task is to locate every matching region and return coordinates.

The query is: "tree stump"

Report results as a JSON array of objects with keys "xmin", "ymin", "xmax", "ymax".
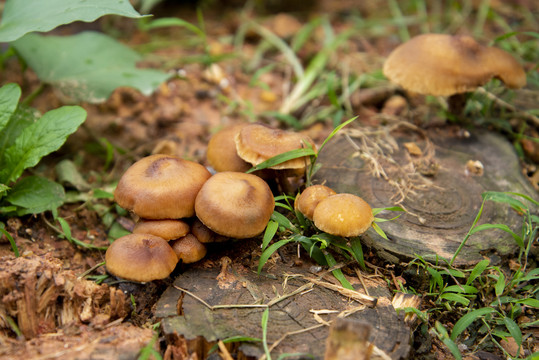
[
  {"xmin": 157, "ymin": 259, "xmax": 411, "ymax": 359},
  {"xmin": 314, "ymin": 127, "xmax": 537, "ymax": 266}
]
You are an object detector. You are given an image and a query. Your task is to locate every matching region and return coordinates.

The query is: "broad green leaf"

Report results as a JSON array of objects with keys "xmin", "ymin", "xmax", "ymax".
[
  {"xmin": 466, "ymin": 259, "xmax": 490, "ymax": 285},
  {"xmin": 0, "ymin": 106, "xmax": 86, "ymax": 184},
  {"xmin": 0, "ymin": 0, "xmax": 144, "ymax": 42},
  {"xmin": 0, "ymin": 106, "xmax": 39, "ymax": 158},
  {"xmin": 5, "ymin": 176, "xmax": 64, "ymax": 215},
  {"xmin": 299, "ymin": 239, "xmax": 327, "ymax": 266},
  {"xmin": 0, "ymin": 83, "xmax": 21, "ymax": 133},
  {"xmin": 13, "ymin": 32, "xmax": 172, "ymax": 103},
  {"xmin": 513, "ymin": 298, "xmax": 539, "ymax": 308},
  {"xmin": 451, "ymin": 307, "xmax": 496, "ymax": 341},
  {"xmin": 55, "ymin": 159, "xmax": 91, "ymax": 191}
]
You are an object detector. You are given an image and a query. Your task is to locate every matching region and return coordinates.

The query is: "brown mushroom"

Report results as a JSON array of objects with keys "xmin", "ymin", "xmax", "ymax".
[
  {"xmin": 191, "ymin": 218, "xmax": 227, "ymax": 243},
  {"xmin": 295, "ymin": 185, "xmax": 337, "ymax": 220},
  {"xmin": 114, "ymin": 154, "xmax": 211, "ymax": 219},
  {"xmin": 133, "ymin": 219, "xmax": 190, "ymax": 241},
  {"xmin": 383, "ymin": 34, "xmax": 526, "ymax": 115},
  {"xmin": 207, "ymin": 124, "xmax": 252, "ymax": 173},
  {"xmin": 313, "ymin": 194, "xmax": 374, "ymax": 237},
  {"xmin": 170, "ymin": 234, "xmax": 207, "ymax": 263},
  {"xmin": 195, "ymin": 171, "xmax": 275, "ymax": 238},
  {"xmin": 105, "ymin": 233, "xmax": 178, "ymax": 282}
]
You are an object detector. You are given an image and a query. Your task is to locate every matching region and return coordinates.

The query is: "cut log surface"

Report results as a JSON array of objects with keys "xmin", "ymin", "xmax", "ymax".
[
  {"xmin": 314, "ymin": 128, "xmax": 537, "ymax": 266},
  {"xmin": 157, "ymin": 261, "xmax": 411, "ymax": 359}
]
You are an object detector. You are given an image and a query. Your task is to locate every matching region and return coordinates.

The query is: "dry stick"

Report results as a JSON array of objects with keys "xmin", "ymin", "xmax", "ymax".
[
  {"xmin": 354, "ymin": 267, "xmax": 371, "ymax": 297},
  {"xmin": 173, "ymin": 285, "xmax": 268, "ymax": 310},
  {"xmin": 218, "ymin": 340, "xmax": 234, "ymax": 360},
  {"xmin": 303, "ymin": 277, "xmax": 377, "ymax": 307}
]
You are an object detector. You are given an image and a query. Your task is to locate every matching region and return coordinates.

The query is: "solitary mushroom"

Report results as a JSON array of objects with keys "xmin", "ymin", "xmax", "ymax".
[
  {"xmin": 295, "ymin": 184, "xmax": 337, "ymax": 220},
  {"xmin": 105, "ymin": 233, "xmax": 178, "ymax": 282},
  {"xmin": 170, "ymin": 234, "xmax": 207, "ymax": 263},
  {"xmin": 383, "ymin": 33, "xmax": 526, "ymax": 115},
  {"xmin": 313, "ymin": 194, "xmax": 374, "ymax": 237},
  {"xmin": 114, "ymin": 154, "xmax": 211, "ymax": 219},
  {"xmin": 195, "ymin": 171, "xmax": 275, "ymax": 238},
  {"xmin": 133, "ymin": 219, "xmax": 190, "ymax": 241}
]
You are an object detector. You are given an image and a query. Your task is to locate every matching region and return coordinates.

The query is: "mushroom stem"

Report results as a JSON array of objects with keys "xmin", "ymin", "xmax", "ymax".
[{"xmin": 447, "ymin": 93, "xmax": 468, "ymax": 120}]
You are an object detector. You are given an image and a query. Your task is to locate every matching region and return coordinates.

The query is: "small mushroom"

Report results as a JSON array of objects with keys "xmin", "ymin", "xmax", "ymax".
[
  {"xmin": 170, "ymin": 234, "xmax": 207, "ymax": 263},
  {"xmin": 114, "ymin": 154, "xmax": 211, "ymax": 219},
  {"xmin": 195, "ymin": 171, "xmax": 275, "ymax": 238},
  {"xmin": 383, "ymin": 34, "xmax": 526, "ymax": 115},
  {"xmin": 105, "ymin": 233, "xmax": 178, "ymax": 282},
  {"xmin": 207, "ymin": 124, "xmax": 252, "ymax": 173},
  {"xmin": 191, "ymin": 218, "xmax": 227, "ymax": 243},
  {"xmin": 133, "ymin": 219, "xmax": 190, "ymax": 241},
  {"xmin": 313, "ymin": 194, "xmax": 374, "ymax": 237},
  {"xmin": 235, "ymin": 123, "xmax": 316, "ymax": 193},
  {"xmin": 295, "ymin": 185, "xmax": 337, "ymax": 220}
]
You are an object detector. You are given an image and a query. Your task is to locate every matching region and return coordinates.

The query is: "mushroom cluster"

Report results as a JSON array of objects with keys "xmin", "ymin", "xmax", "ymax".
[
  {"xmin": 106, "ymin": 153, "xmax": 275, "ymax": 282},
  {"xmin": 295, "ymin": 185, "xmax": 374, "ymax": 237}
]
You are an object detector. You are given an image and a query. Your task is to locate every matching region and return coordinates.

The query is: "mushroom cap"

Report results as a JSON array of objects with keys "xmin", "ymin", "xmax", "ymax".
[
  {"xmin": 170, "ymin": 234, "xmax": 207, "ymax": 263},
  {"xmin": 133, "ymin": 219, "xmax": 190, "ymax": 241},
  {"xmin": 383, "ymin": 33, "xmax": 526, "ymax": 96},
  {"xmin": 295, "ymin": 185, "xmax": 337, "ymax": 220},
  {"xmin": 235, "ymin": 123, "xmax": 316, "ymax": 170},
  {"xmin": 114, "ymin": 154, "xmax": 211, "ymax": 219},
  {"xmin": 105, "ymin": 233, "xmax": 178, "ymax": 282},
  {"xmin": 195, "ymin": 172, "xmax": 275, "ymax": 238},
  {"xmin": 191, "ymin": 218, "xmax": 227, "ymax": 243},
  {"xmin": 207, "ymin": 124, "xmax": 252, "ymax": 173},
  {"xmin": 313, "ymin": 194, "xmax": 374, "ymax": 237}
]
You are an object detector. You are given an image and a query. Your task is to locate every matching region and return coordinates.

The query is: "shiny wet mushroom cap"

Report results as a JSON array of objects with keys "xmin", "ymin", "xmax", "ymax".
[
  {"xmin": 313, "ymin": 194, "xmax": 374, "ymax": 237},
  {"xmin": 383, "ymin": 33, "xmax": 526, "ymax": 96},
  {"xmin": 114, "ymin": 154, "xmax": 211, "ymax": 219},
  {"xmin": 295, "ymin": 185, "xmax": 337, "ymax": 221},
  {"xmin": 133, "ymin": 219, "xmax": 190, "ymax": 241},
  {"xmin": 194, "ymin": 171, "xmax": 275, "ymax": 238},
  {"xmin": 105, "ymin": 233, "xmax": 178, "ymax": 282}
]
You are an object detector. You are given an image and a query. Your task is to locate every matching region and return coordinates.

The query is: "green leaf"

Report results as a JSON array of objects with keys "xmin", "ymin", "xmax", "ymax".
[
  {"xmin": 451, "ymin": 307, "xmax": 496, "ymax": 341},
  {"xmin": 495, "ymin": 271, "xmax": 506, "ymax": 297},
  {"xmin": 435, "ymin": 322, "xmax": 462, "ymax": 360},
  {"xmin": 139, "ymin": 17, "xmax": 205, "ymax": 38},
  {"xmin": 246, "ymin": 147, "xmax": 316, "ymax": 173},
  {"xmin": 270, "ymin": 211, "xmax": 297, "ymax": 232},
  {"xmin": 444, "ymin": 285, "xmax": 479, "ymax": 294},
  {"xmin": 349, "ymin": 237, "xmax": 366, "ymax": 271},
  {"xmin": 5, "ymin": 176, "xmax": 65, "ymax": 215},
  {"xmin": 0, "ymin": 106, "xmax": 40, "ymax": 159},
  {"xmin": 0, "ymin": 106, "xmax": 86, "ymax": 184},
  {"xmin": 466, "ymin": 259, "xmax": 490, "ymax": 285},
  {"xmin": 318, "ymin": 116, "xmax": 357, "ymax": 153},
  {"xmin": 258, "ymin": 238, "xmax": 294, "ymax": 274},
  {"xmin": 0, "ymin": 0, "xmax": 144, "ymax": 42},
  {"xmin": 440, "ymin": 293, "xmax": 470, "ymax": 306},
  {"xmin": 502, "ymin": 317, "xmax": 522, "ymax": 350},
  {"xmin": 427, "ymin": 267, "xmax": 444, "ymax": 292},
  {"xmin": 13, "ymin": 32, "xmax": 172, "ymax": 103},
  {"xmin": 372, "ymin": 222, "xmax": 389, "ymax": 240},
  {"xmin": 513, "ymin": 298, "xmax": 539, "ymax": 308},
  {"xmin": 0, "ymin": 83, "xmax": 21, "ymax": 133},
  {"xmin": 262, "ymin": 220, "xmax": 279, "ymax": 251},
  {"xmin": 470, "ymin": 223, "xmax": 523, "ymax": 248},
  {"xmin": 324, "ymin": 251, "xmax": 353, "ymax": 290}
]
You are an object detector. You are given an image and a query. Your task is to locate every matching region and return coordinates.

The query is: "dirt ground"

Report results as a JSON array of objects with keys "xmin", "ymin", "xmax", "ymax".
[{"xmin": 1, "ymin": 1, "xmax": 538, "ymax": 359}]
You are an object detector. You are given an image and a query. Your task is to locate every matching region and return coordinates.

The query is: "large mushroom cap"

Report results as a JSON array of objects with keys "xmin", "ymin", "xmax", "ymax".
[
  {"xmin": 114, "ymin": 154, "xmax": 211, "ymax": 219},
  {"xmin": 195, "ymin": 172, "xmax": 275, "ymax": 238},
  {"xmin": 207, "ymin": 124, "xmax": 252, "ymax": 173},
  {"xmin": 105, "ymin": 233, "xmax": 178, "ymax": 282},
  {"xmin": 383, "ymin": 33, "xmax": 526, "ymax": 96},
  {"xmin": 313, "ymin": 194, "xmax": 374, "ymax": 237},
  {"xmin": 133, "ymin": 219, "xmax": 190, "ymax": 241},
  {"xmin": 295, "ymin": 185, "xmax": 337, "ymax": 220},
  {"xmin": 235, "ymin": 123, "xmax": 316, "ymax": 170}
]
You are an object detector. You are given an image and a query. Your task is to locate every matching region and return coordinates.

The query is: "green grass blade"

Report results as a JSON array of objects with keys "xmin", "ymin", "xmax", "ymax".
[
  {"xmin": 261, "ymin": 307, "xmax": 272, "ymax": 360},
  {"xmin": 246, "ymin": 148, "xmax": 316, "ymax": 173},
  {"xmin": 262, "ymin": 220, "xmax": 279, "ymax": 251},
  {"xmin": 318, "ymin": 116, "xmax": 357, "ymax": 153},
  {"xmin": 0, "ymin": 227, "xmax": 19, "ymax": 257},
  {"xmin": 470, "ymin": 223, "xmax": 523, "ymax": 248},
  {"xmin": 324, "ymin": 251, "xmax": 353, "ymax": 290},
  {"xmin": 349, "ymin": 237, "xmax": 366, "ymax": 270},
  {"xmin": 466, "ymin": 259, "xmax": 490, "ymax": 285},
  {"xmin": 258, "ymin": 238, "xmax": 294, "ymax": 274},
  {"xmin": 436, "ymin": 321, "xmax": 462, "ymax": 360},
  {"xmin": 502, "ymin": 317, "xmax": 522, "ymax": 350},
  {"xmin": 440, "ymin": 293, "xmax": 470, "ymax": 306},
  {"xmin": 451, "ymin": 307, "xmax": 496, "ymax": 341}
]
